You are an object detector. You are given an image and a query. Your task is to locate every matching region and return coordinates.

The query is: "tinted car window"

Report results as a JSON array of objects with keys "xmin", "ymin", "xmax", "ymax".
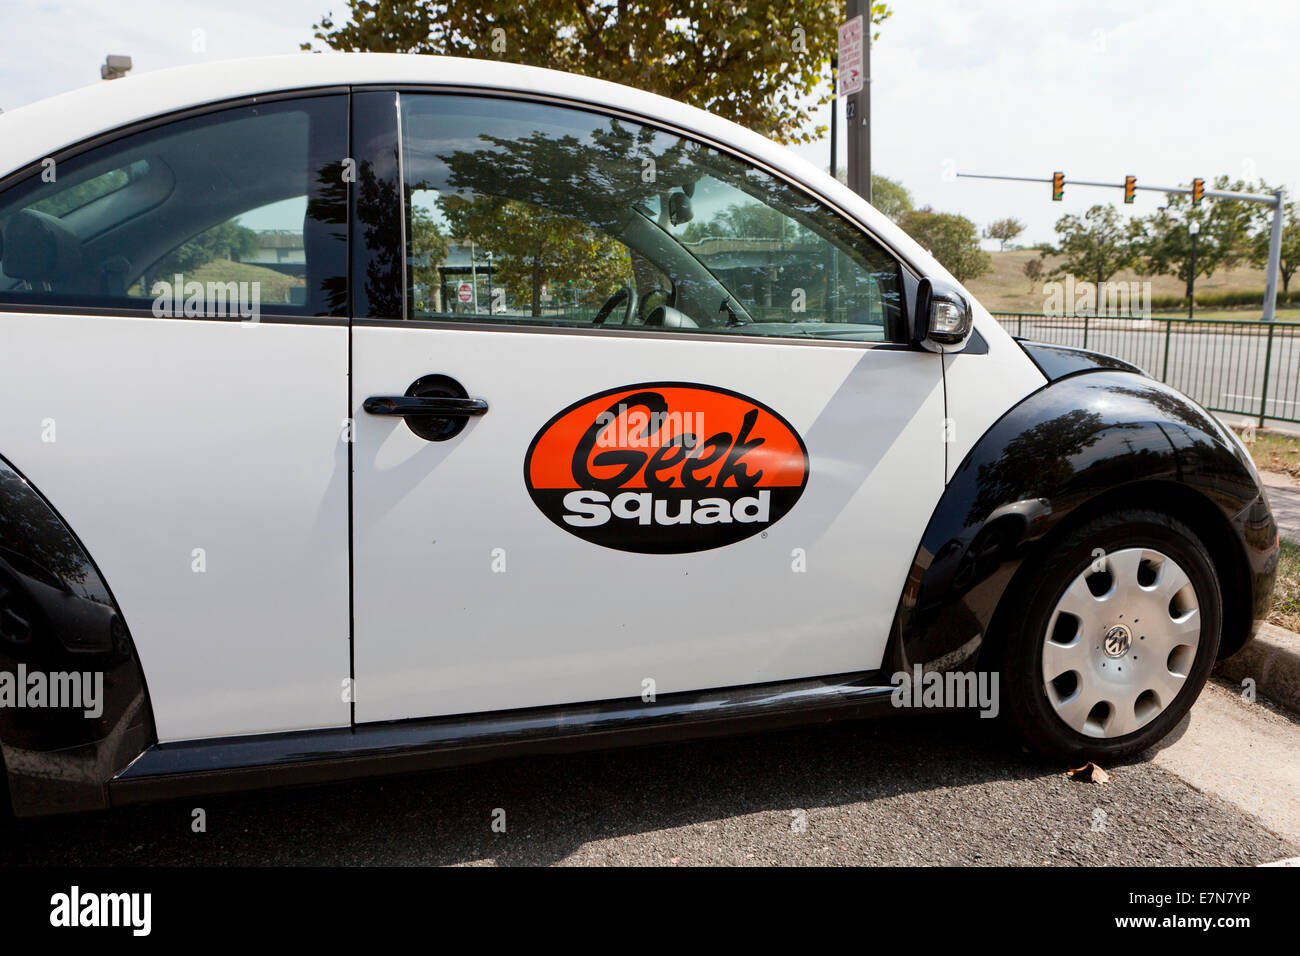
[
  {"xmin": 394, "ymin": 94, "xmax": 903, "ymax": 341},
  {"xmin": 0, "ymin": 96, "xmax": 347, "ymax": 318}
]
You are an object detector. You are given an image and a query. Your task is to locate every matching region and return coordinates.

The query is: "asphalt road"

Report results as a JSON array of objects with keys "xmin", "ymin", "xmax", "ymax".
[{"xmin": 2, "ymin": 680, "xmax": 1295, "ymax": 866}]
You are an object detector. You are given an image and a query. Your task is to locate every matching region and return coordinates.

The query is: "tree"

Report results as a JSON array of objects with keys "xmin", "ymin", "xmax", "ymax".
[
  {"xmin": 408, "ymin": 205, "xmax": 449, "ymax": 312},
  {"xmin": 833, "ymin": 171, "xmax": 912, "ymax": 222},
  {"xmin": 1022, "ymin": 257, "xmax": 1043, "ymax": 291},
  {"xmin": 1138, "ymin": 176, "xmax": 1257, "ymax": 301},
  {"xmin": 983, "ymin": 216, "xmax": 1025, "ymax": 251},
  {"xmin": 898, "ymin": 207, "xmax": 991, "ymax": 283},
  {"xmin": 1046, "ymin": 204, "xmax": 1142, "ymax": 291},
  {"xmin": 441, "ymin": 195, "xmax": 631, "ymax": 316},
  {"xmin": 870, "ymin": 175, "xmax": 912, "ymax": 223},
  {"xmin": 304, "ymin": 1, "xmax": 892, "ymax": 145},
  {"xmin": 428, "ymin": 121, "xmax": 686, "ymax": 314}
]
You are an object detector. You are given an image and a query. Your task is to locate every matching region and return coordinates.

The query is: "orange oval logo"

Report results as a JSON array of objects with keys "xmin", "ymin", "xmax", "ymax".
[{"xmin": 524, "ymin": 383, "xmax": 809, "ymax": 553}]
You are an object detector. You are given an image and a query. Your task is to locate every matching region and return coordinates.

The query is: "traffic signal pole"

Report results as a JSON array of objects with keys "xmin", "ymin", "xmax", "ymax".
[
  {"xmin": 956, "ymin": 172, "xmax": 1287, "ymax": 322},
  {"xmin": 1262, "ymin": 189, "xmax": 1286, "ymax": 324}
]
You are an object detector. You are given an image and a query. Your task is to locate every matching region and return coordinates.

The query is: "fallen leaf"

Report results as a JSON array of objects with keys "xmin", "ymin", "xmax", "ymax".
[{"xmin": 1067, "ymin": 762, "xmax": 1110, "ymax": 783}]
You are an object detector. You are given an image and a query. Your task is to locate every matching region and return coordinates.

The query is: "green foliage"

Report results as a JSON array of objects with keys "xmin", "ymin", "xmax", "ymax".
[
  {"xmin": 869, "ymin": 174, "xmax": 912, "ymax": 223},
  {"xmin": 1137, "ymin": 176, "xmax": 1258, "ymax": 299},
  {"xmin": 303, "ymin": 0, "xmax": 891, "ymax": 144},
  {"xmin": 1046, "ymin": 204, "xmax": 1142, "ymax": 289},
  {"xmin": 408, "ymin": 204, "xmax": 450, "ymax": 312},
  {"xmin": 898, "ymin": 207, "xmax": 991, "ymax": 283},
  {"xmin": 833, "ymin": 172, "xmax": 912, "ymax": 222},
  {"xmin": 1022, "ymin": 257, "xmax": 1044, "ymax": 291},
  {"xmin": 440, "ymin": 194, "xmax": 630, "ymax": 316},
  {"xmin": 983, "ymin": 216, "xmax": 1025, "ymax": 251}
]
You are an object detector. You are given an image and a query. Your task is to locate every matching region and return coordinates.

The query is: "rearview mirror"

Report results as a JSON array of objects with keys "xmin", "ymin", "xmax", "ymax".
[
  {"xmin": 668, "ymin": 190, "xmax": 694, "ymax": 225},
  {"xmin": 911, "ymin": 277, "xmax": 973, "ymax": 352}
]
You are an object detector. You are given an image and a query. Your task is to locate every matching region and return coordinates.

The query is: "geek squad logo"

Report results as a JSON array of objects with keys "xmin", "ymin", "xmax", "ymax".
[{"xmin": 524, "ymin": 383, "xmax": 809, "ymax": 553}]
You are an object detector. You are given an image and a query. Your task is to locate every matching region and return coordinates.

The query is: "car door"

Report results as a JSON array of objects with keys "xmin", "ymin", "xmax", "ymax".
[
  {"xmin": 349, "ymin": 91, "xmax": 945, "ymax": 724},
  {"xmin": 0, "ymin": 94, "xmax": 352, "ymax": 741}
]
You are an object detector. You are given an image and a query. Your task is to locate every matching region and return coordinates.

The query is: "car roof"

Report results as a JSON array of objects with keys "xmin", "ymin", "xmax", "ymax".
[{"xmin": 0, "ymin": 53, "xmax": 955, "ymax": 286}]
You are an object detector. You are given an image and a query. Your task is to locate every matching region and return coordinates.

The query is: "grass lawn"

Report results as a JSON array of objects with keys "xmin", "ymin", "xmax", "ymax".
[
  {"xmin": 967, "ymin": 250, "xmax": 1300, "ymax": 320},
  {"xmin": 1240, "ymin": 429, "xmax": 1300, "ymax": 480},
  {"xmin": 1272, "ymin": 539, "xmax": 1300, "ymax": 633}
]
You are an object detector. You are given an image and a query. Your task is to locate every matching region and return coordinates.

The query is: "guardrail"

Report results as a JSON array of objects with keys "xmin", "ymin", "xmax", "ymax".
[{"xmin": 994, "ymin": 313, "xmax": 1300, "ymax": 426}]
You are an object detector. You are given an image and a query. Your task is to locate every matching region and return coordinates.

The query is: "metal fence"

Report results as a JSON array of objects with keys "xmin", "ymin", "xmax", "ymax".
[{"xmin": 995, "ymin": 313, "xmax": 1300, "ymax": 426}]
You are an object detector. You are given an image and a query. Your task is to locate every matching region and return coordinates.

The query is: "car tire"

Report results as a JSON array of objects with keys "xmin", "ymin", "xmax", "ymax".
[{"xmin": 1001, "ymin": 507, "xmax": 1222, "ymax": 763}]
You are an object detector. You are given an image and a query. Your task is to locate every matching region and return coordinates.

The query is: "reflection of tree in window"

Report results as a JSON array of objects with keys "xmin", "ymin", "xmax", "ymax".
[
  {"xmin": 438, "ymin": 194, "xmax": 630, "ymax": 317},
  {"xmin": 427, "ymin": 111, "xmax": 899, "ymax": 335},
  {"xmin": 409, "ymin": 205, "xmax": 449, "ymax": 313}
]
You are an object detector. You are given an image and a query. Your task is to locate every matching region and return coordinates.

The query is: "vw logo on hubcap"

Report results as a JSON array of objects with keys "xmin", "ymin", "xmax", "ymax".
[{"xmin": 1102, "ymin": 624, "xmax": 1133, "ymax": 658}]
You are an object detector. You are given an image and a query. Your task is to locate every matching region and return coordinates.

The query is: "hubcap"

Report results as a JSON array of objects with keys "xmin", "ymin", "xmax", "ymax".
[{"xmin": 1041, "ymin": 548, "xmax": 1201, "ymax": 739}]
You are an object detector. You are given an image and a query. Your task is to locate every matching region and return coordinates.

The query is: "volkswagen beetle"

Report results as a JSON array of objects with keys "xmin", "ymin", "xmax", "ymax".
[{"xmin": 0, "ymin": 54, "xmax": 1277, "ymax": 816}]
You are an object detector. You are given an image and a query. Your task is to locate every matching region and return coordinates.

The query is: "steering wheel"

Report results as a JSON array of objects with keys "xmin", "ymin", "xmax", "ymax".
[{"xmin": 592, "ymin": 285, "xmax": 638, "ymax": 327}]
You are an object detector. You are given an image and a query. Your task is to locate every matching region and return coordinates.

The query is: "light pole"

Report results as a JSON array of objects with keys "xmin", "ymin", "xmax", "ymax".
[
  {"xmin": 485, "ymin": 251, "xmax": 493, "ymax": 314},
  {"xmin": 1188, "ymin": 220, "xmax": 1200, "ymax": 319}
]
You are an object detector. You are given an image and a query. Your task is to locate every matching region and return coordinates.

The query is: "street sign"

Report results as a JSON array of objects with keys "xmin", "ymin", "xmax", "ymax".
[
  {"xmin": 838, "ymin": 16, "xmax": 864, "ymax": 97},
  {"xmin": 457, "ymin": 282, "xmax": 473, "ymax": 304}
]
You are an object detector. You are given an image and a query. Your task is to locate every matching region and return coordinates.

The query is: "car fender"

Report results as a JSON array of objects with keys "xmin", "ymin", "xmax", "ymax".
[
  {"xmin": 889, "ymin": 370, "xmax": 1277, "ymax": 676},
  {"xmin": 0, "ymin": 453, "xmax": 154, "ymax": 815}
]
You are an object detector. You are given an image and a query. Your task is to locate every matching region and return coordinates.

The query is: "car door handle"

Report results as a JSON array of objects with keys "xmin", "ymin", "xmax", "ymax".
[{"xmin": 362, "ymin": 395, "xmax": 489, "ymax": 418}]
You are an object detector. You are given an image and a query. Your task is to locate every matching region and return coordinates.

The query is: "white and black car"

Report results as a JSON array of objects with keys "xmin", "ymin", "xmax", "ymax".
[{"xmin": 0, "ymin": 55, "xmax": 1278, "ymax": 816}]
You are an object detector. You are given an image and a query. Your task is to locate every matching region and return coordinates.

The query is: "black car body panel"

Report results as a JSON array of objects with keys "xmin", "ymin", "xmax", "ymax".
[
  {"xmin": 0, "ymin": 455, "xmax": 154, "ymax": 816},
  {"xmin": 1017, "ymin": 340, "xmax": 1146, "ymax": 380},
  {"xmin": 890, "ymin": 370, "xmax": 1277, "ymax": 676}
]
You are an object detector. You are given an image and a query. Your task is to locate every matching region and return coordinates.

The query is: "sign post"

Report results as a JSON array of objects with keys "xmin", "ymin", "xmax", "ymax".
[{"xmin": 839, "ymin": 7, "xmax": 870, "ymax": 202}]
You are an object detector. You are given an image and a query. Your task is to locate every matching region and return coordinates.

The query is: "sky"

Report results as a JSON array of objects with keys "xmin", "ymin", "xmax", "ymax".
[{"xmin": 2, "ymin": 0, "xmax": 1295, "ymax": 246}]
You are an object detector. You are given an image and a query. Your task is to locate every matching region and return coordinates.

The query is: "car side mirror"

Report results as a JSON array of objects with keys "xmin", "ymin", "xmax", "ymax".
[{"xmin": 911, "ymin": 277, "xmax": 973, "ymax": 352}]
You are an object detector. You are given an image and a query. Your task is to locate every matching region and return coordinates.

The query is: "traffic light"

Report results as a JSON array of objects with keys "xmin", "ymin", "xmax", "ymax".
[
  {"xmin": 1124, "ymin": 175, "xmax": 1136, "ymax": 204},
  {"xmin": 1052, "ymin": 171, "xmax": 1065, "ymax": 201},
  {"xmin": 1191, "ymin": 178, "xmax": 1205, "ymax": 206}
]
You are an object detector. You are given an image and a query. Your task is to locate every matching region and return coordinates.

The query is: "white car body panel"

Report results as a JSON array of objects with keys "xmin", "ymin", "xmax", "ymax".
[
  {"xmin": 943, "ymin": 300, "xmax": 1047, "ymax": 481},
  {"xmin": 0, "ymin": 315, "xmax": 351, "ymax": 741}
]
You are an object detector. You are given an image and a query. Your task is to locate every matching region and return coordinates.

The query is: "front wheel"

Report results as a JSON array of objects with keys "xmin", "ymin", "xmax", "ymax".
[{"xmin": 1001, "ymin": 508, "xmax": 1222, "ymax": 762}]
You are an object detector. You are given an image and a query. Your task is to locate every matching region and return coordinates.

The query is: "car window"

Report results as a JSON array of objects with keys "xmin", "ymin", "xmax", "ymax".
[
  {"xmin": 0, "ymin": 96, "xmax": 347, "ymax": 318},
  {"xmin": 397, "ymin": 94, "xmax": 903, "ymax": 341}
]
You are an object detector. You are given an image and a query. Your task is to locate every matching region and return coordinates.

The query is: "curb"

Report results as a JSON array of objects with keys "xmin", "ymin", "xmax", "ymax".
[{"xmin": 1214, "ymin": 623, "xmax": 1300, "ymax": 713}]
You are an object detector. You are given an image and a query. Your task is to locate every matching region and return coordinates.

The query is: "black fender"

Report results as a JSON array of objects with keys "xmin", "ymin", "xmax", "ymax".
[
  {"xmin": 0, "ymin": 454, "xmax": 154, "ymax": 815},
  {"xmin": 890, "ymin": 370, "xmax": 1278, "ymax": 675}
]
